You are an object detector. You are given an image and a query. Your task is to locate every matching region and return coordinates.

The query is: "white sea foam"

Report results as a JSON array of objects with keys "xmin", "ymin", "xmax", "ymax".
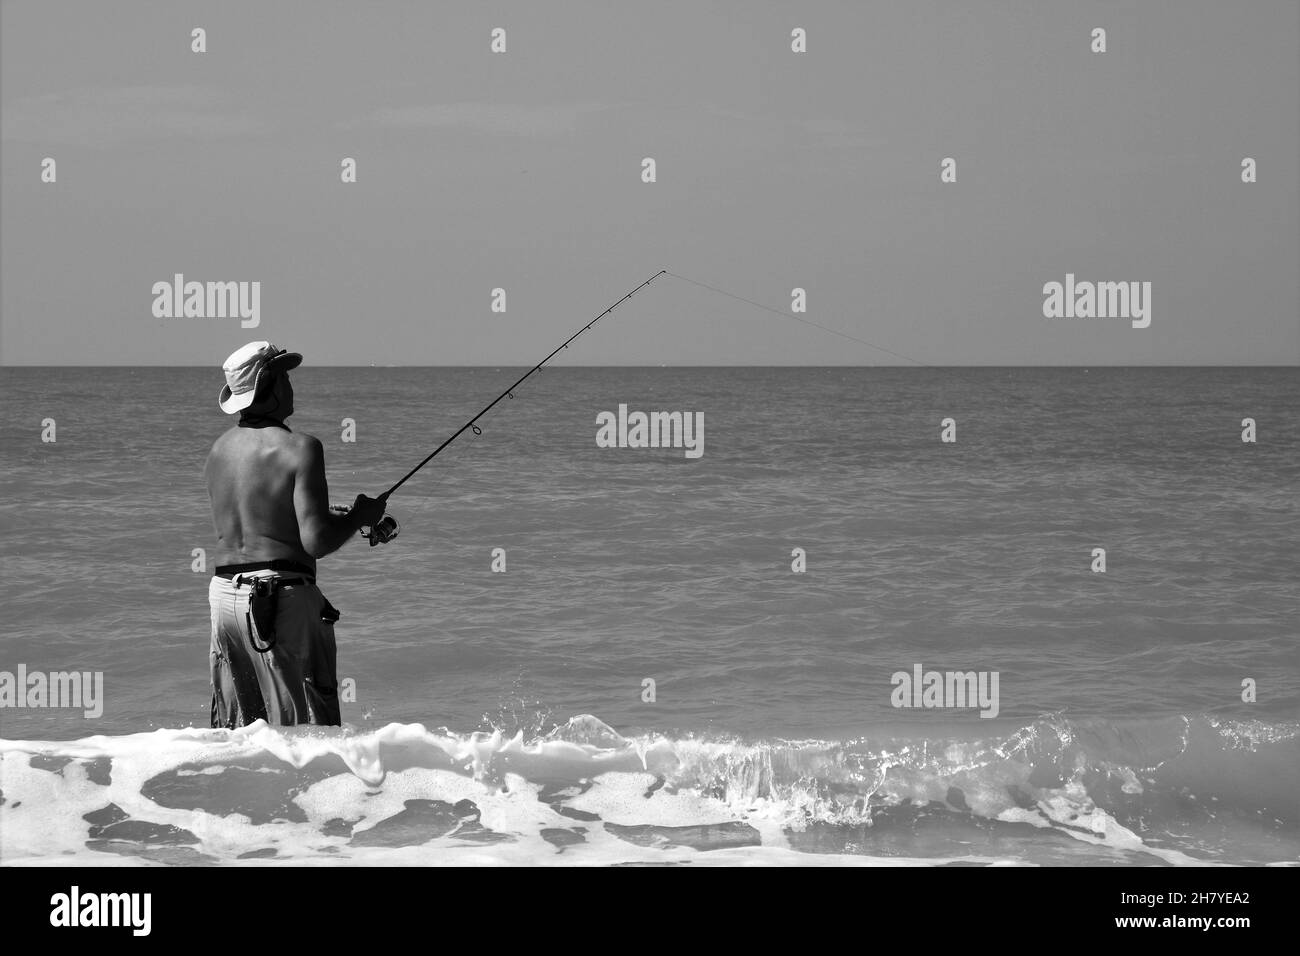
[{"xmin": 2, "ymin": 713, "xmax": 1295, "ymax": 865}]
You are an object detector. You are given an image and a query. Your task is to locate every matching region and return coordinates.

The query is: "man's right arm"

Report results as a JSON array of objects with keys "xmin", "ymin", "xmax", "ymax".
[{"xmin": 294, "ymin": 436, "xmax": 384, "ymax": 558}]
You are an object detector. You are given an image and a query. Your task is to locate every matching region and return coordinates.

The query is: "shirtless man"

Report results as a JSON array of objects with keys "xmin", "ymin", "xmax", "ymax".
[{"xmin": 204, "ymin": 341, "xmax": 386, "ymax": 728}]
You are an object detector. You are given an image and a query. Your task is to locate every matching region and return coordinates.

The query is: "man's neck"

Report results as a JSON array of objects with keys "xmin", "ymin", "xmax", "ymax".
[{"xmin": 239, "ymin": 414, "xmax": 290, "ymax": 431}]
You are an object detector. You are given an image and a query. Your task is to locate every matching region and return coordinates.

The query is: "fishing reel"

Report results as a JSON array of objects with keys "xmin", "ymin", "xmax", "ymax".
[
  {"xmin": 363, "ymin": 514, "xmax": 400, "ymax": 547},
  {"xmin": 330, "ymin": 505, "xmax": 400, "ymax": 547}
]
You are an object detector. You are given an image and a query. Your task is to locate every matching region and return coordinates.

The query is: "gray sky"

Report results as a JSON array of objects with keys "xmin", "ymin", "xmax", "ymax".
[{"xmin": 2, "ymin": 0, "xmax": 1296, "ymax": 366}]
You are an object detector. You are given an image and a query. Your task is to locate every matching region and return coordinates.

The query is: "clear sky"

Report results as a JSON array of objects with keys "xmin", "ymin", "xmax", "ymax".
[{"xmin": 2, "ymin": 0, "xmax": 1296, "ymax": 366}]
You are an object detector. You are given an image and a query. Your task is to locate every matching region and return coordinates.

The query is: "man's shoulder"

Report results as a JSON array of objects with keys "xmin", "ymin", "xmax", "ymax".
[
  {"xmin": 207, "ymin": 425, "xmax": 240, "ymax": 455},
  {"xmin": 284, "ymin": 431, "xmax": 325, "ymax": 464}
]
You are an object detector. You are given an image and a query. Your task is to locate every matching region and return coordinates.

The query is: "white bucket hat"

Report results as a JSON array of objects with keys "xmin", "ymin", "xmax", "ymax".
[{"xmin": 218, "ymin": 341, "xmax": 302, "ymax": 414}]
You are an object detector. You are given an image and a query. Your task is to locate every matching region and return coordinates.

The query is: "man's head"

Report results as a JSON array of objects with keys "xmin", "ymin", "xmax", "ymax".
[
  {"xmin": 218, "ymin": 341, "xmax": 302, "ymax": 418},
  {"xmin": 245, "ymin": 366, "xmax": 295, "ymax": 421}
]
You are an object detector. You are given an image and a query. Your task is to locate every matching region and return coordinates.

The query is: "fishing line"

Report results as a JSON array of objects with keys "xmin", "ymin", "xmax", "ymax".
[
  {"xmin": 665, "ymin": 267, "xmax": 1040, "ymax": 395},
  {"xmin": 662, "ymin": 270, "xmax": 1033, "ymax": 406},
  {"xmin": 664, "ymin": 271, "xmax": 937, "ymax": 369}
]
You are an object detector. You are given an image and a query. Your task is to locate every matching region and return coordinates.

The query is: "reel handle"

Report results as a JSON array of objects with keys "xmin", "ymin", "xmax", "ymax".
[{"xmin": 329, "ymin": 504, "xmax": 401, "ymax": 546}]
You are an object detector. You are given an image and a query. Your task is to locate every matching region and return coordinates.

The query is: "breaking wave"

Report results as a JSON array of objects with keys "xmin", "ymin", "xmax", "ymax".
[{"xmin": 2, "ymin": 712, "xmax": 1296, "ymax": 866}]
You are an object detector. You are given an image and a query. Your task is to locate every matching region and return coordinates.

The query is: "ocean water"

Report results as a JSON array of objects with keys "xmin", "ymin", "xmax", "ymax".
[{"xmin": 1, "ymin": 366, "xmax": 1297, "ymax": 865}]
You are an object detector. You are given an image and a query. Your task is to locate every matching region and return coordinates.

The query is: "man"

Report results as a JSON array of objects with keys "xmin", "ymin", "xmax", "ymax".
[{"xmin": 205, "ymin": 341, "xmax": 386, "ymax": 728}]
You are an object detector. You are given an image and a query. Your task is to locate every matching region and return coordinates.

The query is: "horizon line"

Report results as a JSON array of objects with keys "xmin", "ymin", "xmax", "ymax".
[{"xmin": 2, "ymin": 363, "xmax": 1298, "ymax": 370}]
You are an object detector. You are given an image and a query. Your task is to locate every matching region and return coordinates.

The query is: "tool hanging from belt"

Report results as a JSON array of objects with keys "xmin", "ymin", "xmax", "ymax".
[{"xmin": 232, "ymin": 573, "xmax": 313, "ymax": 653}]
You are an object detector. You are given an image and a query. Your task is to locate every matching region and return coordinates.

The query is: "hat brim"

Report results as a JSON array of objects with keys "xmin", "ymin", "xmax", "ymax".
[
  {"xmin": 217, "ymin": 351, "xmax": 302, "ymax": 413},
  {"xmin": 267, "ymin": 351, "xmax": 302, "ymax": 372},
  {"xmin": 218, "ymin": 383, "xmax": 256, "ymax": 414}
]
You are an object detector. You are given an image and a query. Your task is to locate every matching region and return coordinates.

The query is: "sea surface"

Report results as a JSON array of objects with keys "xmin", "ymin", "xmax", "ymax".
[{"xmin": 1, "ymin": 366, "xmax": 1297, "ymax": 865}]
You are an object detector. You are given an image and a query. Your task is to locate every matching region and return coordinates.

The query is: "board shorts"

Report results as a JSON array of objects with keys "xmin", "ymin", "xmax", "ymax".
[{"xmin": 208, "ymin": 563, "xmax": 342, "ymax": 728}]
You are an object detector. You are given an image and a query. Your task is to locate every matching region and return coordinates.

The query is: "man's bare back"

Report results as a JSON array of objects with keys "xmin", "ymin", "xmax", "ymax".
[{"xmin": 206, "ymin": 424, "xmax": 320, "ymax": 569}]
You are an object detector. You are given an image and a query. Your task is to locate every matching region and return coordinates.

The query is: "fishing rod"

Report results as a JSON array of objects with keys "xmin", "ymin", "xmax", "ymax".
[{"xmin": 381, "ymin": 269, "xmax": 668, "ymax": 500}]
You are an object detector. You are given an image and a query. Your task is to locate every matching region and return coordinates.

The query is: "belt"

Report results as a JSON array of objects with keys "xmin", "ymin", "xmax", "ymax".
[
  {"xmin": 215, "ymin": 559, "xmax": 316, "ymax": 582},
  {"xmin": 230, "ymin": 575, "xmax": 312, "ymax": 588}
]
